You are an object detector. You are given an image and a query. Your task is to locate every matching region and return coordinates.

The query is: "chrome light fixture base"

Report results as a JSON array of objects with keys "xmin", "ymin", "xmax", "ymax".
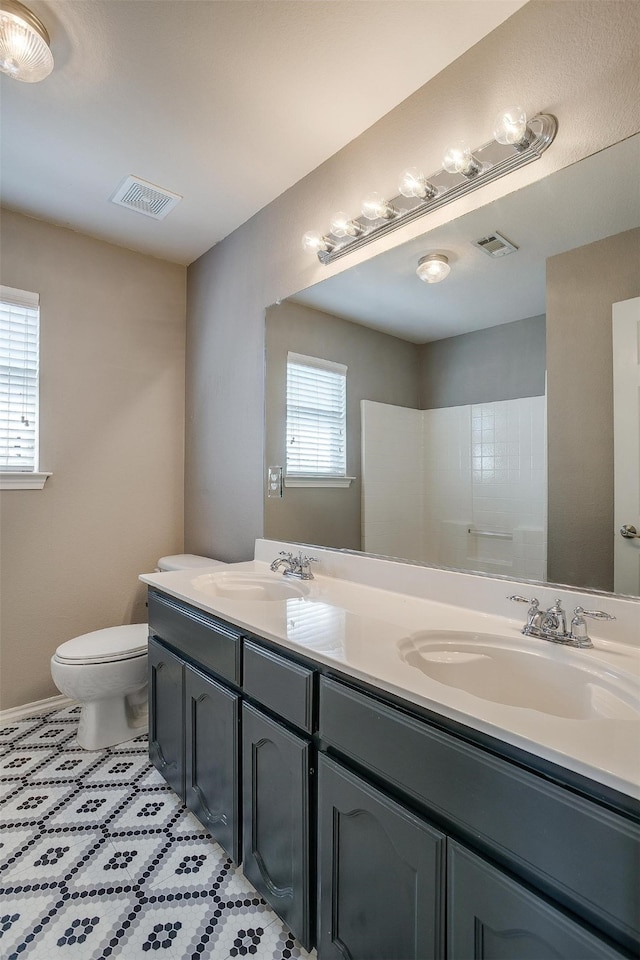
[{"xmin": 315, "ymin": 113, "xmax": 557, "ymax": 265}]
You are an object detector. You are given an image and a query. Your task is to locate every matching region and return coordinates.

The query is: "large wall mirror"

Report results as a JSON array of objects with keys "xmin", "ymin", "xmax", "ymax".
[{"xmin": 265, "ymin": 134, "xmax": 640, "ymax": 598}]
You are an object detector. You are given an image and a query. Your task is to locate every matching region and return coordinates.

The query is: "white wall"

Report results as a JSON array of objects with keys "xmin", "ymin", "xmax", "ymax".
[
  {"xmin": 0, "ymin": 211, "xmax": 186, "ymax": 710},
  {"xmin": 185, "ymin": 1, "xmax": 640, "ymax": 563},
  {"xmin": 362, "ymin": 397, "xmax": 547, "ymax": 580}
]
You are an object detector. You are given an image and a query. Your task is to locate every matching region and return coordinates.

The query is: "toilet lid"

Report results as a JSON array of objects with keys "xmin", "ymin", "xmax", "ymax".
[
  {"xmin": 157, "ymin": 554, "xmax": 226, "ymax": 571},
  {"xmin": 54, "ymin": 624, "xmax": 148, "ymax": 664}
]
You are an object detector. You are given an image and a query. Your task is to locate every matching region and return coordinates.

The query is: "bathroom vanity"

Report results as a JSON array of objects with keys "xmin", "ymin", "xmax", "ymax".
[{"xmin": 141, "ymin": 542, "xmax": 640, "ymax": 959}]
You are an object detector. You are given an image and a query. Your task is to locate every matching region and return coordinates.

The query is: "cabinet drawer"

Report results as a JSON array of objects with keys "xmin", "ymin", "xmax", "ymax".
[
  {"xmin": 148, "ymin": 589, "xmax": 241, "ymax": 685},
  {"xmin": 319, "ymin": 676, "xmax": 640, "ymax": 951},
  {"xmin": 243, "ymin": 640, "xmax": 314, "ymax": 733}
]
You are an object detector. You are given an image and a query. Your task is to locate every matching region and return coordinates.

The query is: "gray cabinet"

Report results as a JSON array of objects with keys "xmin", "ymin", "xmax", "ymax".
[
  {"xmin": 242, "ymin": 702, "xmax": 312, "ymax": 950},
  {"xmin": 318, "ymin": 675, "xmax": 639, "ymax": 959},
  {"xmin": 317, "ymin": 754, "xmax": 445, "ymax": 960},
  {"xmin": 447, "ymin": 842, "xmax": 626, "ymax": 959},
  {"xmin": 148, "ymin": 590, "xmax": 639, "ymax": 960},
  {"xmin": 147, "ymin": 618, "xmax": 241, "ymax": 863},
  {"xmin": 185, "ymin": 665, "xmax": 240, "ymax": 863},
  {"xmin": 148, "ymin": 636, "xmax": 184, "ymax": 798}
]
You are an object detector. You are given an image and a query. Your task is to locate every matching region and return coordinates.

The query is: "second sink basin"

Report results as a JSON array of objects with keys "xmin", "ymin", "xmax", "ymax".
[
  {"xmin": 398, "ymin": 630, "xmax": 639, "ymax": 720},
  {"xmin": 192, "ymin": 571, "xmax": 310, "ymax": 602}
]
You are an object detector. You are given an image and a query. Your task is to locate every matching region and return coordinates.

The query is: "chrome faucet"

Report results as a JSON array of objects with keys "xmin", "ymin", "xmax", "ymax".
[
  {"xmin": 508, "ymin": 595, "xmax": 615, "ymax": 648},
  {"xmin": 270, "ymin": 550, "xmax": 318, "ymax": 580}
]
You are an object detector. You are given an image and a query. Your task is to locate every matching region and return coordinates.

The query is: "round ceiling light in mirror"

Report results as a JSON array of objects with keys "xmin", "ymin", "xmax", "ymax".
[{"xmin": 416, "ymin": 254, "xmax": 450, "ymax": 284}]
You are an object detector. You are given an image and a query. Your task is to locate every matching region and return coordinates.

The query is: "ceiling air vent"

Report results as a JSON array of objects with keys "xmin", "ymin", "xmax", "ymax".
[
  {"xmin": 471, "ymin": 231, "xmax": 518, "ymax": 258},
  {"xmin": 110, "ymin": 176, "xmax": 182, "ymax": 221}
]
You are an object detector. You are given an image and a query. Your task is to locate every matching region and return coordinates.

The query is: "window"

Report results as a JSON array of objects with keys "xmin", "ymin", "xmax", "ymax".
[
  {"xmin": 0, "ymin": 285, "xmax": 48, "ymax": 489},
  {"xmin": 285, "ymin": 352, "xmax": 352, "ymax": 487}
]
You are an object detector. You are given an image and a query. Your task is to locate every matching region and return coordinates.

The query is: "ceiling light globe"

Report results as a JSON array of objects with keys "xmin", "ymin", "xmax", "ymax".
[
  {"xmin": 493, "ymin": 106, "xmax": 529, "ymax": 146},
  {"xmin": 361, "ymin": 192, "xmax": 393, "ymax": 221},
  {"xmin": 302, "ymin": 230, "xmax": 330, "ymax": 254},
  {"xmin": 0, "ymin": 1, "xmax": 53, "ymax": 82},
  {"xmin": 416, "ymin": 254, "xmax": 450, "ymax": 284}
]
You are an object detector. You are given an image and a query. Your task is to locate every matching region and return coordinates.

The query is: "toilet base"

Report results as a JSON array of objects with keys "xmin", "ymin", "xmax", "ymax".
[{"xmin": 76, "ymin": 685, "xmax": 148, "ymax": 751}]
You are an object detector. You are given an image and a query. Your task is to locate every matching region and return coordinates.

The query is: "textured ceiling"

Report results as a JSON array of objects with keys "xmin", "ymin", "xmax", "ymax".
[{"xmin": 0, "ymin": 0, "xmax": 526, "ymax": 264}]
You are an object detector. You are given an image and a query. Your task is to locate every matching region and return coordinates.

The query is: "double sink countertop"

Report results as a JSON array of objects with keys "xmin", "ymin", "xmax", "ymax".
[{"xmin": 140, "ymin": 550, "xmax": 640, "ymax": 802}]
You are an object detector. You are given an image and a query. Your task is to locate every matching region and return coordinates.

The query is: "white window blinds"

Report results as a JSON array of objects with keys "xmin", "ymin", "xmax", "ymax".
[
  {"xmin": 0, "ymin": 286, "xmax": 40, "ymax": 473},
  {"xmin": 286, "ymin": 352, "xmax": 347, "ymax": 476}
]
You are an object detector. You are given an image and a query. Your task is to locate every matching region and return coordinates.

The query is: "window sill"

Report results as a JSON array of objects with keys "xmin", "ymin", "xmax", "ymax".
[
  {"xmin": 0, "ymin": 472, "xmax": 52, "ymax": 490},
  {"xmin": 284, "ymin": 475, "xmax": 356, "ymax": 489}
]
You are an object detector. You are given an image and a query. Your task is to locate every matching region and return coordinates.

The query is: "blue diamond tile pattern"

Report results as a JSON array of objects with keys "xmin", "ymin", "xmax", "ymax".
[{"xmin": 0, "ymin": 707, "xmax": 315, "ymax": 960}]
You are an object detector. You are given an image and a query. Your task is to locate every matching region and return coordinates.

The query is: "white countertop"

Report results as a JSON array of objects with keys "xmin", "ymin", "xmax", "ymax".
[{"xmin": 140, "ymin": 550, "xmax": 640, "ymax": 801}]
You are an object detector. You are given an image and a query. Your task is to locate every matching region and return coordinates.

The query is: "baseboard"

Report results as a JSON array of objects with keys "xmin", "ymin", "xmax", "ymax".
[{"xmin": 0, "ymin": 694, "xmax": 76, "ymax": 723}]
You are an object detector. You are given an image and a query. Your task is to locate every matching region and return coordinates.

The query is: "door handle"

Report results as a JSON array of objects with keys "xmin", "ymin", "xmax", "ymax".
[{"xmin": 620, "ymin": 524, "xmax": 640, "ymax": 539}]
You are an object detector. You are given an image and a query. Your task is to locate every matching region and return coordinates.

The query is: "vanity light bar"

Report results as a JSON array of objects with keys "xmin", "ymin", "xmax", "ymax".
[{"xmin": 303, "ymin": 110, "xmax": 557, "ymax": 265}]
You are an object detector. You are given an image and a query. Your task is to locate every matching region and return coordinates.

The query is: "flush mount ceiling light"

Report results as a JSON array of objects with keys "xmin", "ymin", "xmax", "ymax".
[
  {"xmin": 416, "ymin": 254, "xmax": 450, "ymax": 284},
  {"xmin": 0, "ymin": 0, "xmax": 53, "ymax": 82},
  {"xmin": 303, "ymin": 106, "xmax": 556, "ymax": 265}
]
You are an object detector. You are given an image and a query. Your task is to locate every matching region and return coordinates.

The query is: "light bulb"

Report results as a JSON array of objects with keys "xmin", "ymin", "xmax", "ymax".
[
  {"xmin": 329, "ymin": 211, "xmax": 361, "ymax": 238},
  {"xmin": 493, "ymin": 106, "xmax": 527, "ymax": 144},
  {"xmin": 0, "ymin": 0, "xmax": 54, "ymax": 82},
  {"xmin": 442, "ymin": 141, "xmax": 481, "ymax": 178},
  {"xmin": 416, "ymin": 254, "xmax": 450, "ymax": 284},
  {"xmin": 361, "ymin": 192, "xmax": 395, "ymax": 221},
  {"xmin": 493, "ymin": 105, "xmax": 532, "ymax": 150},
  {"xmin": 398, "ymin": 167, "xmax": 437, "ymax": 201},
  {"xmin": 302, "ymin": 230, "xmax": 332, "ymax": 254}
]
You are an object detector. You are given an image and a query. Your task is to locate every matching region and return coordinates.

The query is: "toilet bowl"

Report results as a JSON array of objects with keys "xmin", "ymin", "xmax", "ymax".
[{"xmin": 50, "ymin": 554, "xmax": 226, "ymax": 750}]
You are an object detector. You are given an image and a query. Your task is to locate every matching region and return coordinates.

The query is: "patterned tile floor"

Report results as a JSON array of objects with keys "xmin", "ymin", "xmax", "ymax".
[{"xmin": 0, "ymin": 706, "xmax": 315, "ymax": 960}]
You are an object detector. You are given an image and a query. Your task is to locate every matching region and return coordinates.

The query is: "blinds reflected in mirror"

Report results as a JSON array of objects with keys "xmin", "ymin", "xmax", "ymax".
[{"xmin": 286, "ymin": 351, "xmax": 347, "ymax": 477}]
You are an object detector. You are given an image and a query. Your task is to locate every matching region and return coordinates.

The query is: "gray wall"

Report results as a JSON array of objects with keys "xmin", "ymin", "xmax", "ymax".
[
  {"xmin": 0, "ymin": 210, "xmax": 186, "ymax": 710},
  {"xmin": 185, "ymin": 1, "xmax": 640, "ymax": 567},
  {"xmin": 419, "ymin": 315, "xmax": 546, "ymax": 409},
  {"xmin": 264, "ymin": 300, "xmax": 418, "ymax": 549},
  {"xmin": 547, "ymin": 227, "xmax": 640, "ymax": 591}
]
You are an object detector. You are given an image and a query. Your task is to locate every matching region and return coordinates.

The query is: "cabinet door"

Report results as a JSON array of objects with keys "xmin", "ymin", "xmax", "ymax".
[
  {"xmin": 318, "ymin": 754, "xmax": 445, "ymax": 960},
  {"xmin": 447, "ymin": 841, "xmax": 627, "ymax": 960},
  {"xmin": 148, "ymin": 637, "xmax": 184, "ymax": 799},
  {"xmin": 185, "ymin": 664, "xmax": 240, "ymax": 863},
  {"xmin": 242, "ymin": 703, "xmax": 312, "ymax": 950}
]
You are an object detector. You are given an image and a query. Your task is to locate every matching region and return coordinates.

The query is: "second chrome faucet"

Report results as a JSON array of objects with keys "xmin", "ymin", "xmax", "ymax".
[
  {"xmin": 508, "ymin": 595, "xmax": 615, "ymax": 648},
  {"xmin": 270, "ymin": 550, "xmax": 318, "ymax": 580}
]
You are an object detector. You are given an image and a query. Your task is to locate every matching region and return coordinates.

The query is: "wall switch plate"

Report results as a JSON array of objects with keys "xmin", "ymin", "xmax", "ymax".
[{"xmin": 267, "ymin": 465, "xmax": 283, "ymax": 498}]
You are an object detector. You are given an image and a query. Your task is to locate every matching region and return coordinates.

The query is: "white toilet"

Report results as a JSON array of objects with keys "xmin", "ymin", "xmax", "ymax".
[{"xmin": 50, "ymin": 554, "xmax": 226, "ymax": 751}]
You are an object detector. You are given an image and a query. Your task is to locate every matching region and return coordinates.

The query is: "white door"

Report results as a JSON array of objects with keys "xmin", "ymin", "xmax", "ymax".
[{"xmin": 613, "ymin": 297, "xmax": 640, "ymax": 595}]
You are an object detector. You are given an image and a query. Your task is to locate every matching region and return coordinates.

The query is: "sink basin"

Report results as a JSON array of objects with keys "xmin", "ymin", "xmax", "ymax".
[
  {"xmin": 398, "ymin": 631, "xmax": 639, "ymax": 720},
  {"xmin": 191, "ymin": 571, "xmax": 310, "ymax": 602}
]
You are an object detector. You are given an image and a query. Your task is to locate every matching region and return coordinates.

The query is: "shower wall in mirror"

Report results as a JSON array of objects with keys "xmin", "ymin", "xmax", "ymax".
[
  {"xmin": 265, "ymin": 135, "xmax": 640, "ymax": 596},
  {"xmin": 361, "ymin": 395, "xmax": 547, "ymax": 582}
]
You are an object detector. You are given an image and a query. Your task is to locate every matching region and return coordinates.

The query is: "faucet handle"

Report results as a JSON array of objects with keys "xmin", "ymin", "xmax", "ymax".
[
  {"xmin": 508, "ymin": 595, "xmax": 539, "ymax": 609},
  {"xmin": 573, "ymin": 606, "xmax": 616, "ymax": 622},
  {"xmin": 299, "ymin": 554, "xmax": 318, "ymax": 578},
  {"xmin": 569, "ymin": 606, "xmax": 615, "ymax": 648}
]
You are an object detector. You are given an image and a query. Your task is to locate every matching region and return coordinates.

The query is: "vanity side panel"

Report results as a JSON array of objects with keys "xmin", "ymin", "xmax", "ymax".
[{"xmin": 319, "ymin": 677, "xmax": 640, "ymax": 951}]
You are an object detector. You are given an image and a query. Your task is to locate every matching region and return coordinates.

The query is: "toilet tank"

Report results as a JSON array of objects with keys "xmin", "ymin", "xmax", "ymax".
[{"xmin": 156, "ymin": 554, "xmax": 228, "ymax": 572}]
